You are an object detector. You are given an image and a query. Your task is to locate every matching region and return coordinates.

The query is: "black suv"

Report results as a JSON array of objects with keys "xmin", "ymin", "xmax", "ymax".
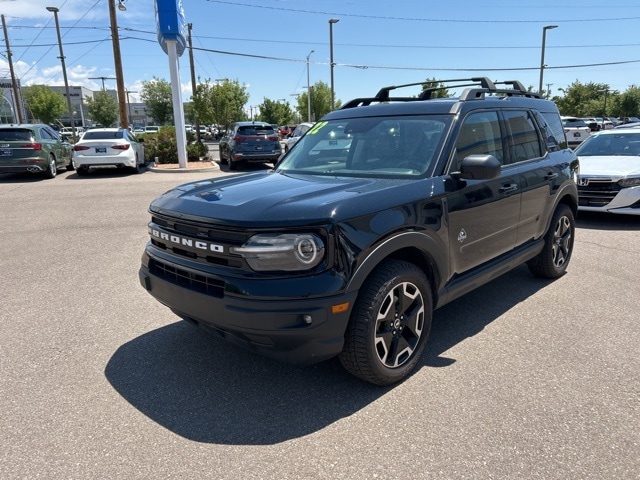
[{"xmin": 139, "ymin": 78, "xmax": 579, "ymax": 385}]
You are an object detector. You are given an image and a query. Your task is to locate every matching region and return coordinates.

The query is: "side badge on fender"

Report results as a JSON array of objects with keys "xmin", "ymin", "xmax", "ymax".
[{"xmin": 457, "ymin": 228, "xmax": 467, "ymax": 243}]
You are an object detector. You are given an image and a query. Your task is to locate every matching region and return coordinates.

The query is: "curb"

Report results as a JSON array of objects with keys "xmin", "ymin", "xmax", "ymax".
[{"xmin": 148, "ymin": 161, "xmax": 220, "ymax": 173}]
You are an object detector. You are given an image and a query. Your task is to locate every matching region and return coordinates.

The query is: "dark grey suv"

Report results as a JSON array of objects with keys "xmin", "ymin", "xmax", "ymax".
[
  {"xmin": 218, "ymin": 121, "xmax": 282, "ymax": 170},
  {"xmin": 140, "ymin": 78, "xmax": 579, "ymax": 385}
]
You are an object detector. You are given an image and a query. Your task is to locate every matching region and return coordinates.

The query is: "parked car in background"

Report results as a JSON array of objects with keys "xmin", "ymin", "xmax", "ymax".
[
  {"xmin": 219, "ymin": 121, "xmax": 282, "ymax": 170},
  {"xmin": 72, "ymin": 128, "xmax": 145, "ymax": 175},
  {"xmin": 574, "ymin": 128, "xmax": 640, "ymax": 215},
  {"xmin": 561, "ymin": 116, "xmax": 591, "ymax": 147},
  {"xmin": 284, "ymin": 122, "xmax": 315, "ymax": 152},
  {"xmin": 594, "ymin": 117, "xmax": 614, "ymax": 130},
  {"xmin": 144, "ymin": 126, "xmax": 160, "ymax": 134},
  {"xmin": 582, "ymin": 117, "xmax": 600, "ymax": 132},
  {"xmin": 278, "ymin": 125, "xmax": 296, "ymax": 138},
  {"xmin": 0, "ymin": 123, "xmax": 73, "ymax": 178},
  {"xmin": 621, "ymin": 117, "xmax": 640, "ymax": 125}
]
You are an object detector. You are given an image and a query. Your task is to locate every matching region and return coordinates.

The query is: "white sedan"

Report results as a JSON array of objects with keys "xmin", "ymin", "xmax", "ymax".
[
  {"xmin": 73, "ymin": 128, "xmax": 145, "ymax": 175},
  {"xmin": 574, "ymin": 128, "xmax": 640, "ymax": 215}
]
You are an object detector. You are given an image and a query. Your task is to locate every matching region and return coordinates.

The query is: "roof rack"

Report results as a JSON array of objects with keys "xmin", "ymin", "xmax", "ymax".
[{"xmin": 340, "ymin": 76, "xmax": 540, "ymax": 109}]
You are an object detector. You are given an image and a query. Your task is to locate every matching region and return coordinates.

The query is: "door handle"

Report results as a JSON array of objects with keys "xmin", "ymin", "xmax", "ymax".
[
  {"xmin": 499, "ymin": 183, "xmax": 519, "ymax": 194},
  {"xmin": 545, "ymin": 172, "xmax": 559, "ymax": 180}
]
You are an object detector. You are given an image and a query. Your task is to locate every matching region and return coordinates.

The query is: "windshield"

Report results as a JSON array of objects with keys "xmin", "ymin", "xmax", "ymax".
[
  {"xmin": 276, "ymin": 115, "xmax": 451, "ymax": 177},
  {"xmin": 574, "ymin": 132, "xmax": 640, "ymax": 156}
]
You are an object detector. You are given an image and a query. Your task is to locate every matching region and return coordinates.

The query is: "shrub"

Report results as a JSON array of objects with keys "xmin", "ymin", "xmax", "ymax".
[
  {"xmin": 187, "ymin": 141, "xmax": 208, "ymax": 160},
  {"xmin": 142, "ymin": 127, "xmax": 209, "ymax": 164}
]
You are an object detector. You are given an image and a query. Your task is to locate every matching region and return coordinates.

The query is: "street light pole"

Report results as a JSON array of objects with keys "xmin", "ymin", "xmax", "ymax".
[
  {"xmin": 46, "ymin": 7, "xmax": 76, "ymax": 140},
  {"xmin": 306, "ymin": 49, "xmax": 314, "ymax": 122},
  {"xmin": 329, "ymin": 18, "xmax": 339, "ymax": 111},
  {"xmin": 539, "ymin": 25, "xmax": 557, "ymax": 95},
  {"xmin": 108, "ymin": 0, "xmax": 128, "ymax": 129}
]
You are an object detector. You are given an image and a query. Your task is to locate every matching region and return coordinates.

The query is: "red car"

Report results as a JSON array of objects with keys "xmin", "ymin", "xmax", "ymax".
[{"xmin": 278, "ymin": 125, "xmax": 296, "ymax": 137}]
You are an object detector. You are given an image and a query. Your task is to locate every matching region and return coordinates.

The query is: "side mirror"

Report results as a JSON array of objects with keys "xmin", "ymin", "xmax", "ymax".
[{"xmin": 453, "ymin": 154, "xmax": 501, "ymax": 180}]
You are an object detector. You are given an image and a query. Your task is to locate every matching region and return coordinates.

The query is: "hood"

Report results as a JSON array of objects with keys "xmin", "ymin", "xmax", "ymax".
[
  {"xmin": 149, "ymin": 171, "xmax": 433, "ymax": 227},
  {"xmin": 578, "ymin": 155, "xmax": 640, "ymax": 177}
]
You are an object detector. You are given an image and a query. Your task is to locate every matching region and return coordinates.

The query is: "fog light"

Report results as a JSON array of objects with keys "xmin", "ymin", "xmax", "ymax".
[{"xmin": 303, "ymin": 314, "xmax": 313, "ymax": 324}]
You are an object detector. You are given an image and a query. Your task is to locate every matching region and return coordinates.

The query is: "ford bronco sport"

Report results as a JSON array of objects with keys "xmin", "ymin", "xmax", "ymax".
[{"xmin": 139, "ymin": 77, "xmax": 579, "ymax": 385}]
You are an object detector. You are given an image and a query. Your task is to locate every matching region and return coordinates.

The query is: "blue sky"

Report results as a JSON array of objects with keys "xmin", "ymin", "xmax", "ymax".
[{"xmin": 2, "ymin": 0, "xmax": 640, "ymax": 114}]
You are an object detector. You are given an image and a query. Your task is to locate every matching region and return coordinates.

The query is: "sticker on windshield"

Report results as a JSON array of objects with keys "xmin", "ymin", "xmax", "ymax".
[{"xmin": 307, "ymin": 121, "xmax": 327, "ymax": 135}]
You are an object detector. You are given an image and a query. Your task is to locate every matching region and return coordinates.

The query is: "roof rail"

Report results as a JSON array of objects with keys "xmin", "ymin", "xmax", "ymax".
[{"xmin": 340, "ymin": 76, "xmax": 540, "ymax": 109}]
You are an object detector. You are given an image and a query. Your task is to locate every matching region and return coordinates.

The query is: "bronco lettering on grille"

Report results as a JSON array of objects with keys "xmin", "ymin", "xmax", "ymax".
[{"xmin": 150, "ymin": 228, "xmax": 224, "ymax": 253}]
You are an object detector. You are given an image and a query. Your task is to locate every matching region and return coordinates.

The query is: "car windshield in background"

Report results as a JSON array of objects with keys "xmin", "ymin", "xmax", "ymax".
[
  {"xmin": 574, "ymin": 132, "xmax": 640, "ymax": 156},
  {"xmin": 82, "ymin": 131, "xmax": 125, "ymax": 140},
  {"xmin": 0, "ymin": 129, "xmax": 33, "ymax": 141},
  {"xmin": 277, "ymin": 116, "xmax": 451, "ymax": 177}
]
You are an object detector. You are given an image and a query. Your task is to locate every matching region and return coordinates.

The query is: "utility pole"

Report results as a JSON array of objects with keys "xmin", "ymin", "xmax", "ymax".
[
  {"xmin": 187, "ymin": 23, "xmax": 200, "ymax": 142},
  {"xmin": 46, "ymin": 7, "xmax": 76, "ymax": 140},
  {"xmin": 1, "ymin": 14, "xmax": 23, "ymax": 123},
  {"xmin": 88, "ymin": 76, "xmax": 117, "ymax": 91},
  {"xmin": 108, "ymin": 0, "xmax": 128, "ymax": 129}
]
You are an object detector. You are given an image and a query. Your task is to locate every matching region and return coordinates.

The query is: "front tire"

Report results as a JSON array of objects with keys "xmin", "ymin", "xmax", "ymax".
[
  {"xmin": 339, "ymin": 260, "xmax": 432, "ymax": 385},
  {"xmin": 527, "ymin": 204, "xmax": 575, "ymax": 278}
]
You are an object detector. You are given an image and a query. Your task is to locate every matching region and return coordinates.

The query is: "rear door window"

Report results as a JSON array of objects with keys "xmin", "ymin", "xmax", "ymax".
[{"xmin": 503, "ymin": 110, "xmax": 544, "ymax": 163}]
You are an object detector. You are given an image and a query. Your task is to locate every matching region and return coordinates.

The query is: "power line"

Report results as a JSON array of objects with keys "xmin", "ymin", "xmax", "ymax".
[{"xmin": 205, "ymin": 0, "xmax": 640, "ymax": 24}]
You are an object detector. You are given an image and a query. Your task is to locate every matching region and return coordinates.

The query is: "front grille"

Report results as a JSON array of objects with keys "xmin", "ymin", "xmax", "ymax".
[
  {"xmin": 578, "ymin": 179, "xmax": 621, "ymax": 207},
  {"xmin": 149, "ymin": 214, "xmax": 250, "ymax": 269},
  {"xmin": 149, "ymin": 257, "xmax": 225, "ymax": 297}
]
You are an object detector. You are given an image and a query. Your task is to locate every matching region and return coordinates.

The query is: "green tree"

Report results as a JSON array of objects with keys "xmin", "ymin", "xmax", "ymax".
[
  {"xmin": 192, "ymin": 78, "xmax": 249, "ymax": 128},
  {"xmin": 609, "ymin": 85, "xmax": 640, "ymax": 118},
  {"xmin": 553, "ymin": 80, "xmax": 614, "ymax": 117},
  {"xmin": 421, "ymin": 78, "xmax": 455, "ymax": 98},
  {"xmin": 22, "ymin": 85, "xmax": 66, "ymax": 125},
  {"xmin": 85, "ymin": 91, "xmax": 119, "ymax": 127},
  {"xmin": 257, "ymin": 98, "xmax": 293, "ymax": 125},
  {"xmin": 296, "ymin": 81, "xmax": 339, "ymax": 122},
  {"xmin": 140, "ymin": 77, "xmax": 173, "ymax": 125}
]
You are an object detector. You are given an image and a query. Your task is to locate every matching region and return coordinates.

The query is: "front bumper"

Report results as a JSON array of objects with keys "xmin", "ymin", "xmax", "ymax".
[
  {"xmin": 578, "ymin": 186, "xmax": 640, "ymax": 215},
  {"xmin": 139, "ymin": 251, "xmax": 357, "ymax": 365}
]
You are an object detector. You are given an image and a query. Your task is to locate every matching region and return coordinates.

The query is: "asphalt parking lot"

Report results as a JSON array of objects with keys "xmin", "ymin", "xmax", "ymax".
[{"xmin": 1, "ymin": 166, "xmax": 638, "ymax": 479}]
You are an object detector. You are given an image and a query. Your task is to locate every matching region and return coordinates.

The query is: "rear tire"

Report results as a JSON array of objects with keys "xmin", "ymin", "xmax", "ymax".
[
  {"xmin": 43, "ymin": 154, "xmax": 57, "ymax": 179},
  {"xmin": 132, "ymin": 155, "xmax": 144, "ymax": 174},
  {"xmin": 527, "ymin": 204, "xmax": 575, "ymax": 278},
  {"xmin": 339, "ymin": 260, "xmax": 432, "ymax": 385},
  {"xmin": 229, "ymin": 153, "xmax": 238, "ymax": 171}
]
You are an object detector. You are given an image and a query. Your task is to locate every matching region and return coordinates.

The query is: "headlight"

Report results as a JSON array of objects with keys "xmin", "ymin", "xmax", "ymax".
[
  {"xmin": 230, "ymin": 233, "xmax": 325, "ymax": 271},
  {"xmin": 619, "ymin": 177, "xmax": 640, "ymax": 188}
]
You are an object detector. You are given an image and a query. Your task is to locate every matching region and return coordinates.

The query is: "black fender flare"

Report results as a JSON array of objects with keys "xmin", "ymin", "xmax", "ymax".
[{"xmin": 345, "ymin": 231, "xmax": 448, "ymax": 296}]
